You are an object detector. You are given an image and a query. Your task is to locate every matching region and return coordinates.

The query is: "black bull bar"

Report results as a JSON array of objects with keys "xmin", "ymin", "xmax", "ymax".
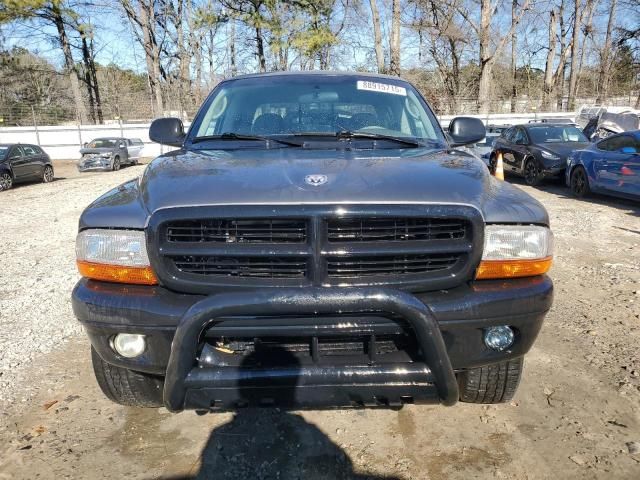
[{"xmin": 164, "ymin": 287, "xmax": 459, "ymax": 411}]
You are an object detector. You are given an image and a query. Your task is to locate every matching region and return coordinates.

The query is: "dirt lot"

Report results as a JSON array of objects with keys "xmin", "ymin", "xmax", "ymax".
[{"xmin": 0, "ymin": 160, "xmax": 639, "ymax": 479}]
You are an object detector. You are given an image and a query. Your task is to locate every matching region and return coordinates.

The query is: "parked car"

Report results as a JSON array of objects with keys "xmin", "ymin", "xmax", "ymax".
[
  {"xmin": 78, "ymin": 137, "xmax": 144, "ymax": 172},
  {"xmin": 566, "ymin": 130, "xmax": 640, "ymax": 200},
  {"xmin": 490, "ymin": 123, "xmax": 589, "ymax": 185},
  {"xmin": 72, "ymin": 72, "xmax": 553, "ymax": 412},
  {"xmin": 471, "ymin": 133, "xmax": 500, "ymax": 164},
  {"xmin": 0, "ymin": 143, "xmax": 54, "ymax": 191}
]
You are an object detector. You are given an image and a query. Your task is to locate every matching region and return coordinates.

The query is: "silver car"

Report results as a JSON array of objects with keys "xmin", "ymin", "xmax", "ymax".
[{"xmin": 78, "ymin": 137, "xmax": 144, "ymax": 172}]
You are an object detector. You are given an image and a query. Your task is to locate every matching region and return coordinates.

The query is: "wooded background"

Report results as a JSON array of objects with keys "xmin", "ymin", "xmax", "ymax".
[{"xmin": 0, "ymin": 0, "xmax": 638, "ymax": 126}]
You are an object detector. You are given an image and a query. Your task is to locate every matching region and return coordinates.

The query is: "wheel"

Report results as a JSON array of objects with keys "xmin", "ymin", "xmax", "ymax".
[
  {"xmin": 523, "ymin": 158, "xmax": 542, "ymax": 186},
  {"xmin": 457, "ymin": 357, "xmax": 523, "ymax": 404},
  {"xmin": 0, "ymin": 172, "xmax": 12, "ymax": 191},
  {"xmin": 131, "ymin": 157, "xmax": 139, "ymax": 166},
  {"xmin": 570, "ymin": 166, "xmax": 590, "ymax": 198},
  {"xmin": 42, "ymin": 165, "xmax": 54, "ymax": 183},
  {"xmin": 112, "ymin": 156, "xmax": 121, "ymax": 171},
  {"xmin": 91, "ymin": 347, "xmax": 164, "ymax": 407}
]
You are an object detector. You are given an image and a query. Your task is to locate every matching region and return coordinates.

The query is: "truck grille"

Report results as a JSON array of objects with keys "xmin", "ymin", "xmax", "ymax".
[
  {"xmin": 166, "ymin": 219, "xmax": 307, "ymax": 243},
  {"xmin": 171, "ymin": 256, "xmax": 307, "ymax": 278},
  {"xmin": 149, "ymin": 205, "xmax": 482, "ymax": 293},
  {"xmin": 327, "ymin": 218, "xmax": 466, "ymax": 242},
  {"xmin": 326, "ymin": 254, "xmax": 460, "ymax": 278}
]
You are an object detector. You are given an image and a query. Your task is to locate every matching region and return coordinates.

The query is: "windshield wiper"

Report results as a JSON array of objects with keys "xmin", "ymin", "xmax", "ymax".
[
  {"xmin": 336, "ymin": 130, "xmax": 424, "ymax": 147},
  {"xmin": 290, "ymin": 130, "xmax": 424, "ymax": 147},
  {"xmin": 191, "ymin": 132, "xmax": 303, "ymax": 147}
]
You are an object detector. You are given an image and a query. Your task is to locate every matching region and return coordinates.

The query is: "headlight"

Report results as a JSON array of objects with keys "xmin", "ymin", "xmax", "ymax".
[
  {"xmin": 476, "ymin": 225, "xmax": 553, "ymax": 280},
  {"xmin": 76, "ymin": 229, "xmax": 157, "ymax": 285},
  {"xmin": 540, "ymin": 150, "xmax": 561, "ymax": 160}
]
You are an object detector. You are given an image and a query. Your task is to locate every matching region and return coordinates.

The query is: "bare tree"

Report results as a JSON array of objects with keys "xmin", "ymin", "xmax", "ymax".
[
  {"xmin": 596, "ymin": 0, "xmax": 617, "ymax": 104},
  {"xmin": 389, "ymin": 0, "xmax": 401, "ymax": 75},
  {"xmin": 368, "ymin": 0, "xmax": 385, "ymax": 72},
  {"xmin": 456, "ymin": 0, "xmax": 531, "ymax": 113},
  {"xmin": 121, "ymin": 0, "xmax": 165, "ymax": 116}
]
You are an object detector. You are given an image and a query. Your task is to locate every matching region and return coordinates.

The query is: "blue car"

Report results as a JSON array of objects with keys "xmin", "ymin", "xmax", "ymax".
[{"xmin": 566, "ymin": 130, "xmax": 640, "ymax": 200}]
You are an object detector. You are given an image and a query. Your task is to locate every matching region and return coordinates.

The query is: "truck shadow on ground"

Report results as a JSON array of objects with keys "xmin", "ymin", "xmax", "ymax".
[{"xmin": 162, "ymin": 347, "xmax": 402, "ymax": 480}]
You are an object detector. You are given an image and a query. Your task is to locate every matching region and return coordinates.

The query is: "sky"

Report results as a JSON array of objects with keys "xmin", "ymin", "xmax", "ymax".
[{"xmin": 1, "ymin": 0, "xmax": 637, "ymax": 79}]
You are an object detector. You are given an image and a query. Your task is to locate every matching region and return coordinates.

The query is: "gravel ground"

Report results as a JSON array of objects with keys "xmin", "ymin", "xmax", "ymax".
[
  {"xmin": 0, "ymin": 160, "xmax": 149, "ymax": 403},
  {"xmin": 0, "ymin": 164, "xmax": 639, "ymax": 479}
]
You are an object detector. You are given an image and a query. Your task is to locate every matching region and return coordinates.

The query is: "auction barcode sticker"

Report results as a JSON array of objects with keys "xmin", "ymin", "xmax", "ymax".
[{"xmin": 357, "ymin": 80, "xmax": 406, "ymax": 96}]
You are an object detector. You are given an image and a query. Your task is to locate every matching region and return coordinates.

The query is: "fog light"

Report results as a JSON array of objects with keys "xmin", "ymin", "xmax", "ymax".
[
  {"xmin": 484, "ymin": 326, "xmax": 515, "ymax": 351},
  {"xmin": 111, "ymin": 333, "xmax": 146, "ymax": 358}
]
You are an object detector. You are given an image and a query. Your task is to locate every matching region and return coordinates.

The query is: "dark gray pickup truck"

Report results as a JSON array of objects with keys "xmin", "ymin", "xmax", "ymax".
[{"xmin": 72, "ymin": 72, "xmax": 553, "ymax": 412}]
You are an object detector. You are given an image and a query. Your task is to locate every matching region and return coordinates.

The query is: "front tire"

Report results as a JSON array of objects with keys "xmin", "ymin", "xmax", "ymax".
[
  {"xmin": 42, "ymin": 165, "xmax": 54, "ymax": 183},
  {"xmin": 457, "ymin": 357, "xmax": 523, "ymax": 404},
  {"xmin": 0, "ymin": 172, "xmax": 12, "ymax": 191},
  {"xmin": 112, "ymin": 156, "xmax": 121, "ymax": 171},
  {"xmin": 91, "ymin": 347, "xmax": 164, "ymax": 407},
  {"xmin": 523, "ymin": 158, "xmax": 542, "ymax": 186},
  {"xmin": 570, "ymin": 166, "xmax": 590, "ymax": 197}
]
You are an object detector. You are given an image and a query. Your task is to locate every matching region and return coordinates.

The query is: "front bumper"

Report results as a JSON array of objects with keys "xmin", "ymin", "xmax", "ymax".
[
  {"xmin": 73, "ymin": 276, "xmax": 553, "ymax": 410},
  {"xmin": 78, "ymin": 158, "xmax": 112, "ymax": 172}
]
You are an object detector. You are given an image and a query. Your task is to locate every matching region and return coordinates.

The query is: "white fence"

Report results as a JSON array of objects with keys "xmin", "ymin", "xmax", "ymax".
[{"xmin": 0, "ymin": 112, "xmax": 577, "ymax": 160}]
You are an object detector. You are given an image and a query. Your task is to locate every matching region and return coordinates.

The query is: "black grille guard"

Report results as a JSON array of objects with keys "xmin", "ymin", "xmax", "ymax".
[{"xmin": 164, "ymin": 287, "xmax": 459, "ymax": 411}]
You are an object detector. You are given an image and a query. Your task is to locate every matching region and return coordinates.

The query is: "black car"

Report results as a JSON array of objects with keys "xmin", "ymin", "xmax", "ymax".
[
  {"xmin": 0, "ymin": 143, "xmax": 54, "ymax": 191},
  {"xmin": 490, "ymin": 123, "xmax": 589, "ymax": 185},
  {"xmin": 71, "ymin": 72, "xmax": 554, "ymax": 412}
]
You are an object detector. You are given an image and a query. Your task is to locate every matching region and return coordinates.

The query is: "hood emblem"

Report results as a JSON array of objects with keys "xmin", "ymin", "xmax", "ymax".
[{"xmin": 305, "ymin": 174, "xmax": 328, "ymax": 186}]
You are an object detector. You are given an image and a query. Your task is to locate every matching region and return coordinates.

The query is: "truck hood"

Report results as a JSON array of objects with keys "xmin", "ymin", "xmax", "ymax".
[{"xmin": 80, "ymin": 147, "xmax": 550, "ymax": 229}]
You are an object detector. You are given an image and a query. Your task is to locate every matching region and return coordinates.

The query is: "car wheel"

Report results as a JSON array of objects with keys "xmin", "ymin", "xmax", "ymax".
[
  {"xmin": 457, "ymin": 357, "xmax": 523, "ymax": 404},
  {"xmin": 570, "ymin": 166, "xmax": 590, "ymax": 197},
  {"xmin": 112, "ymin": 156, "xmax": 121, "ymax": 171},
  {"xmin": 0, "ymin": 172, "xmax": 12, "ymax": 191},
  {"xmin": 91, "ymin": 347, "xmax": 164, "ymax": 407},
  {"xmin": 524, "ymin": 158, "xmax": 542, "ymax": 186},
  {"xmin": 42, "ymin": 165, "xmax": 54, "ymax": 183},
  {"xmin": 131, "ymin": 157, "xmax": 138, "ymax": 166}
]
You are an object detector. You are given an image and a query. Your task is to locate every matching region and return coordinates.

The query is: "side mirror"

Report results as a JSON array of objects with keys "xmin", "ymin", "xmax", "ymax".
[
  {"xmin": 448, "ymin": 117, "xmax": 486, "ymax": 147},
  {"xmin": 149, "ymin": 117, "xmax": 185, "ymax": 147},
  {"xmin": 83, "ymin": 142, "xmax": 88, "ymax": 148}
]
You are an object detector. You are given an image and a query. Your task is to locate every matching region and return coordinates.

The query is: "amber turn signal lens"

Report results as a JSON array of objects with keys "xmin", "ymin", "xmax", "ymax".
[
  {"xmin": 77, "ymin": 260, "xmax": 158, "ymax": 285},
  {"xmin": 475, "ymin": 257, "xmax": 552, "ymax": 280}
]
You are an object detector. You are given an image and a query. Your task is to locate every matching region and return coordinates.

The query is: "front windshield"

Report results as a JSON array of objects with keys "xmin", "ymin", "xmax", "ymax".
[
  {"xmin": 190, "ymin": 76, "xmax": 445, "ymax": 146},
  {"xmin": 528, "ymin": 126, "xmax": 587, "ymax": 143},
  {"xmin": 88, "ymin": 138, "xmax": 118, "ymax": 148}
]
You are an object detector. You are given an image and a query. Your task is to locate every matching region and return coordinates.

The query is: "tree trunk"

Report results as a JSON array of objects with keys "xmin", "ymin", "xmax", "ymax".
[
  {"xmin": 567, "ymin": 0, "xmax": 582, "ymax": 111},
  {"xmin": 389, "ymin": 0, "xmax": 401, "ymax": 76},
  {"xmin": 368, "ymin": 0, "xmax": 384, "ymax": 72},
  {"xmin": 542, "ymin": 9, "xmax": 558, "ymax": 111},
  {"xmin": 134, "ymin": 0, "xmax": 164, "ymax": 116},
  {"xmin": 80, "ymin": 36, "xmax": 97, "ymax": 124},
  {"xmin": 88, "ymin": 38, "xmax": 103, "ymax": 124},
  {"xmin": 557, "ymin": 0, "xmax": 567, "ymax": 109},
  {"xmin": 256, "ymin": 26, "xmax": 266, "ymax": 72},
  {"xmin": 477, "ymin": 0, "xmax": 492, "ymax": 113},
  {"xmin": 51, "ymin": 6, "xmax": 86, "ymax": 123},
  {"xmin": 510, "ymin": 0, "xmax": 517, "ymax": 113},
  {"xmin": 596, "ymin": 0, "xmax": 616, "ymax": 104},
  {"xmin": 227, "ymin": 18, "xmax": 236, "ymax": 75}
]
